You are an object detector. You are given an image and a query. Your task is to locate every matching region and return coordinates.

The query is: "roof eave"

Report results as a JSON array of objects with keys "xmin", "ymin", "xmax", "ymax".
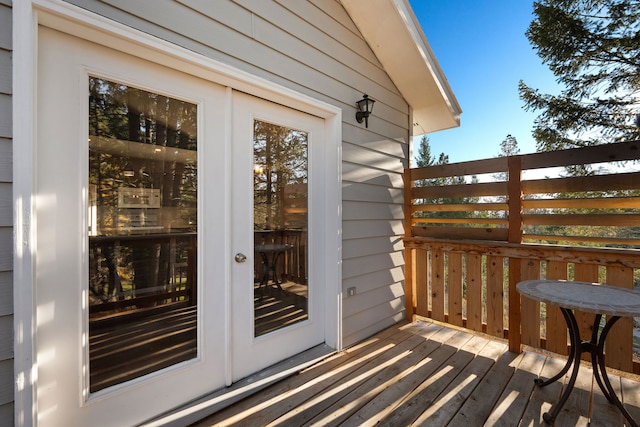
[{"xmin": 340, "ymin": 0, "xmax": 462, "ymax": 135}]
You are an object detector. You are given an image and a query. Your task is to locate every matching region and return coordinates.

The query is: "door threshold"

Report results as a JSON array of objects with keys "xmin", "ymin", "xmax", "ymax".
[{"xmin": 139, "ymin": 344, "xmax": 336, "ymax": 427}]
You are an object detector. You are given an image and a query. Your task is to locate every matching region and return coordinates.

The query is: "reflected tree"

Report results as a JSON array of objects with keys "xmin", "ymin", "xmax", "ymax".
[
  {"xmin": 253, "ymin": 121, "xmax": 308, "ymax": 231},
  {"xmin": 89, "ymin": 78, "xmax": 198, "ymax": 306}
]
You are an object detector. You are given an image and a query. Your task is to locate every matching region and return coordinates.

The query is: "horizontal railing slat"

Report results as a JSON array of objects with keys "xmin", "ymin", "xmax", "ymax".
[
  {"xmin": 522, "ymin": 197, "xmax": 640, "ymax": 209},
  {"xmin": 523, "ymin": 234, "xmax": 640, "ymax": 246},
  {"xmin": 413, "ymin": 202, "xmax": 508, "ymax": 212},
  {"xmin": 413, "ymin": 217, "xmax": 508, "ymax": 225},
  {"xmin": 411, "ymin": 226, "xmax": 509, "ymax": 241},
  {"xmin": 412, "ymin": 181, "xmax": 507, "ymax": 199},
  {"xmin": 410, "ymin": 156, "xmax": 507, "ymax": 180},
  {"xmin": 409, "ymin": 141, "xmax": 640, "ymax": 179},
  {"xmin": 404, "ymin": 238, "xmax": 640, "ymax": 268},
  {"xmin": 522, "ymin": 171, "xmax": 640, "ymax": 194},
  {"xmin": 520, "ymin": 140, "xmax": 640, "ymax": 170},
  {"xmin": 523, "ymin": 213, "xmax": 640, "ymax": 226}
]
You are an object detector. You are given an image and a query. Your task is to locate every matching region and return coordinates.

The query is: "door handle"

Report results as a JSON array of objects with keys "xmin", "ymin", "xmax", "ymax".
[{"xmin": 235, "ymin": 253, "xmax": 247, "ymax": 263}]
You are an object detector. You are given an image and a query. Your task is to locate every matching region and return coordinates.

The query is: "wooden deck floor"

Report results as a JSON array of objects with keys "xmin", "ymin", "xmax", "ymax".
[{"xmin": 192, "ymin": 320, "xmax": 640, "ymax": 427}]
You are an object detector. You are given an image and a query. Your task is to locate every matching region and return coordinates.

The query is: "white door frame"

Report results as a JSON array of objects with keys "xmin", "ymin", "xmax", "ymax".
[{"xmin": 13, "ymin": 1, "xmax": 342, "ymax": 425}]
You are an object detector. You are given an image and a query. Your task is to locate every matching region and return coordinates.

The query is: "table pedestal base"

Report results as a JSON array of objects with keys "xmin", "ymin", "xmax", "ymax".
[
  {"xmin": 535, "ymin": 308, "xmax": 637, "ymax": 426},
  {"xmin": 257, "ymin": 248, "xmax": 289, "ymax": 293}
]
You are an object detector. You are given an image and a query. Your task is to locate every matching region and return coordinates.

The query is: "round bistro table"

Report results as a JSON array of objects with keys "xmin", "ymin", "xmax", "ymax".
[
  {"xmin": 255, "ymin": 244, "xmax": 293, "ymax": 291},
  {"xmin": 517, "ymin": 279, "xmax": 640, "ymax": 426}
]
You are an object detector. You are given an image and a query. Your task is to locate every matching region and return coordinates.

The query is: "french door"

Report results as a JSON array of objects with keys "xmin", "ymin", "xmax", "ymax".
[
  {"xmin": 36, "ymin": 27, "xmax": 326, "ymax": 426},
  {"xmin": 36, "ymin": 27, "xmax": 228, "ymax": 426},
  {"xmin": 231, "ymin": 92, "xmax": 326, "ymax": 381}
]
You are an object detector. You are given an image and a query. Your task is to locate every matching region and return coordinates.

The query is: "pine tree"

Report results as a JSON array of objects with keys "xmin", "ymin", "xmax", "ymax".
[
  {"xmin": 519, "ymin": 0, "xmax": 640, "ymax": 151},
  {"xmin": 415, "ymin": 135, "xmax": 435, "ymax": 168},
  {"xmin": 499, "ymin": 134, "xmax": 520, "ymax": 157}
]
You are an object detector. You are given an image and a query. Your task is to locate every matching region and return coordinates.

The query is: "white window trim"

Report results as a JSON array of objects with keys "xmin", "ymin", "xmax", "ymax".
[{"xmin": 13, "ymin": 1, "xmax": 342, "ymax": 425}]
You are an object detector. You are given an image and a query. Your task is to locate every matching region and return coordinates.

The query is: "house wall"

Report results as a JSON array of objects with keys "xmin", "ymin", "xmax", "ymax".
[
  {"xmin": 0, "ymin": 0, "xmax": 13, "ymax": 425},
  {"xmin": 3, "ymin": 0, "xmax": 411, "ymax": 419},
  {"xmin": 60, "ymin": 0, "xmax": 409, "ymax": 348}
]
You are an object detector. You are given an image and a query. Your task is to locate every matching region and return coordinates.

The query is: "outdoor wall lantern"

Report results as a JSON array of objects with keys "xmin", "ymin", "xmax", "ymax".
[{"xmin": 356, "ymin": 94, "xmax": 375, "ymax": 128}]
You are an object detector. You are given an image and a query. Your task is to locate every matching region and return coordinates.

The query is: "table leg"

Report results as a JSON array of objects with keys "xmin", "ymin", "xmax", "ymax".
[
  {"xmin": 592, "ymin": 316, "xmax": 638, "ymax": 427},
  {"xmin": 258, "ymin": 251, "xmax": 269, "ymax": 291},
  {"xmin": 539, "ymin": 307, "xmax": 583, "ymax": 424},
  {"xmin": 271, "ymin": 250, "xmax": 285, "ymax": 291},
  {"xmin": 257, "ymin": 251, "xmax": 284, "ymax": 293},
  {"xmin": 536, "ymin": 310, "xmax": 638, "ymax": 427},
  {"xmin": 591, "ymin": 314, "xmax": 613, "ymax": 403},
  {"xmin": 535, "ymin": 307, "xmax": 577, "ymax": 388}
]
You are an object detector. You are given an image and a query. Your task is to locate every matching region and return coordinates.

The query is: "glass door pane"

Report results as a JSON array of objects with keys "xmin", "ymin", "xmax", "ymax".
[
  {"xmin": 88, "ymin": 77, "xmax": 198, "ymax": 392},
  {"xmin": 253, "ymin": 120, "xmax": 308, "ymax": 336}
]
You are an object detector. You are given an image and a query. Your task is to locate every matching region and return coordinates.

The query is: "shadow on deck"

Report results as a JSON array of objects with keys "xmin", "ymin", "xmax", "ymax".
[{"xmin": 191, "ymin": 320, "xmax": 640, "ymax": 426}]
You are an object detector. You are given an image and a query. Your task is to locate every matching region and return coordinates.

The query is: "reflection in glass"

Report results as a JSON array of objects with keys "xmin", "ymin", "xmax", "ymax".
[
  {"xmin": 88, "ymin": 77, "xmax": 198, "ymax": 392},
  {"xmin": 253, "ymin": 120, "xmax": 309, "ymax": 336}
]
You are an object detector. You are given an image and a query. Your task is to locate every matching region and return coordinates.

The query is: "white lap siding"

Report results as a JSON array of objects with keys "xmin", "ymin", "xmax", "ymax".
[{"xmin": 0, "ymin": 0, "xmax": 13, "ymax": 425}]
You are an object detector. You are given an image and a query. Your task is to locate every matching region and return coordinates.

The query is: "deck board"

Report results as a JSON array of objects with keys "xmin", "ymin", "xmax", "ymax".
[
  {"xmin": 449, "ymin": 341, "xmax": 517, "ymax": 426},
  {"xmin": 191, "ymin": 320, "xmax": 640, "ymax": 426},
  {"xmin": 519, "ymin": 355, "xmax": 564, "ymax": 425}
]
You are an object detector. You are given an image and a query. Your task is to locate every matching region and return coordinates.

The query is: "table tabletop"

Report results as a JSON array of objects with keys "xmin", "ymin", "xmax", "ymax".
[
  {"xmin": 255, "ymin": 244, "xmax": 292, "ymax": 253},
  {"xmin": 517, "ymin": 280, "xmax": 640, "ymax": 317}
]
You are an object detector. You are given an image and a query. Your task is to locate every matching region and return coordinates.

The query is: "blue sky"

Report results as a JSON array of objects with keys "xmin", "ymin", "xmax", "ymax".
[{"xmin": 409, "ymin": 0, "xmax": 562, "ymax": 163}]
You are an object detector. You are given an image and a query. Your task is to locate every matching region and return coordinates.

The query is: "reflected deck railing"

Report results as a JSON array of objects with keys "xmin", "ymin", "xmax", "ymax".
[{"xmin": 403, "ymin": 140, "xmax": 640, "ymax": 374}]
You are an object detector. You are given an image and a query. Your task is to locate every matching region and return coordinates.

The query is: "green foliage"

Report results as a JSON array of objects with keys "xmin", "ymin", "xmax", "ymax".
[
  {"xmin": 253, "ymin": 121, "xmax": 308, "ymax": 230},
  {"xmin": 413, "ymin": 136, "xmax": 482, "ymax": 220},
  {"xmin": 499, "ymin": 134, "xmax": 520, "ymax": 157},
  {"xmin": 494, "ymin": 134, "xmax": 521, "ymax": 183},
  {"xmin": 414, "ymin": 136, "xmax": 457, "ymax": 187},
  {"xmin": 415, "ymin": 135, "xmax": 435, "ymax": 168},
  {"xmin": 89, "ymin": 79, "xmax": 198, "ymax": 228},
  {"xmin": 520, "ymin": 0, "xmax": 640, "ymax": 151}
]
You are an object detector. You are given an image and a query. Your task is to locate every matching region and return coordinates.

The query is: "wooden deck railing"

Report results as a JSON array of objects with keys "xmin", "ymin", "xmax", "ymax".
[{"xmin": 403, "ymin": 141, "xmax": 640, "ymax": 374}]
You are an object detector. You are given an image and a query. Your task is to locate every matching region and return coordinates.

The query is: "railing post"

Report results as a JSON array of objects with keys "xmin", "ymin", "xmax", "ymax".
[
  {"xmin": 403, "ymin": 168, "xmax": 413, "ymax": 239},
  {"xmin": 507, "ymin": 156, "xmax": 523, "ymax": 353},
  {"xmin": 404, "ymin": 168, "xmax": 415, "ymax": 320},
  {"xmin": 507, "ymin": 156, "xmax": 522, "ymax": 244}
]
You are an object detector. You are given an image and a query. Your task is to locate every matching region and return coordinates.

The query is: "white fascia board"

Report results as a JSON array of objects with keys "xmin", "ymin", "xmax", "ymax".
[{"xmin": 340, "ymin": 0, "xmax": 462, "ymax": 135}]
